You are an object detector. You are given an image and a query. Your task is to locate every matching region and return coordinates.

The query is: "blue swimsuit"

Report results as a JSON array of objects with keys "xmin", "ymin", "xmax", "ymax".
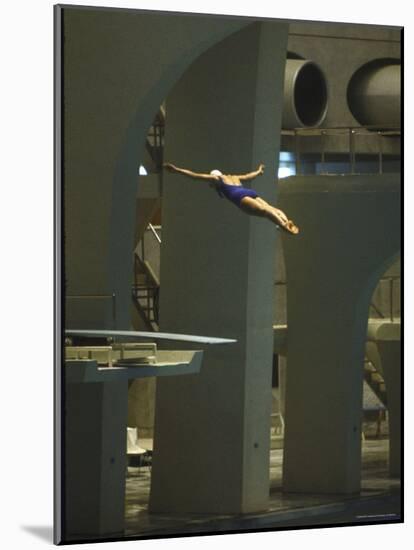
[{"xmin": 216, "ymin": 180, "xmax": 258, "ymax": 206}]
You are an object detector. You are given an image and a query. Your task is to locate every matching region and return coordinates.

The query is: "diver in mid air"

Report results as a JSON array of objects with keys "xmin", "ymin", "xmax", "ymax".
[{"xmin": 163, "ymin": 162, "xmax": 299, "ymax": 235}]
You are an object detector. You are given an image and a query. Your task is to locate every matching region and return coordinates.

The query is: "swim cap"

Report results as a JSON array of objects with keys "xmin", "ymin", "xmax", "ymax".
[{"xmin": 210, "ymin": 169, "xmax": 222, "ymax": 176}]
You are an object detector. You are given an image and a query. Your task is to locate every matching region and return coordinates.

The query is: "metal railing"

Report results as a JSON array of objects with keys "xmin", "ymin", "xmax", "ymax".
[
  {"xmin": 132, "ymin": 255, "xmax": 160, "ymax": 330},
  {"xmin": 281, "ymin": 125, "xmax": 401, "ymax": 176},
  {"xmin": 370, "ymin": 275, "xmax": 400, "ymax": 322},
  {"xmin": 132, "ymin": 224, "xmax": 162, "ymax": 330},
  {"xmin": 148, "ymin": 223, "xmax": 162, "ymax": 245},
  {"xmin": 139, "ymin": 224, "xmax": 162, "ymax": 264}
]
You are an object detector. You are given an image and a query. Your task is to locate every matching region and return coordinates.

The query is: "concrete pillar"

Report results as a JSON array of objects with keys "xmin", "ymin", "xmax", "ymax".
[
  {"xmin": 65, "ymin": 380, "xmax": 128, "ymax": 540},
  {"xmin": 278, "ymin": 175, "xmax": 400, "ymax": 494},
  {"xmin": 150, "ymin": 22, "xmax": 288, "ymax": 514},
  {"xmin": 128, "ymin": 378, "xmax": 156, "ymax": 439}
]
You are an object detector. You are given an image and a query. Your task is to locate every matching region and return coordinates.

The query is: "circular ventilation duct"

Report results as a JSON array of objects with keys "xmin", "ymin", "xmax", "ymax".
[
  {"xmin": 347, "ymin": 60, "xmax": 400, "ymax": 128},
  {"xmin": 283, "ymin": 60, "xmax": 328, "ymax": 128}
]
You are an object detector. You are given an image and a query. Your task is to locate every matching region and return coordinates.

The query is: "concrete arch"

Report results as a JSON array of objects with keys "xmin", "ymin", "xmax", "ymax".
[
  {"xmin": 64, "ymin": 7, "xmax": 251, "ymax": 329},
  {"xmin": 278, "ymin": 174, "xmax": 400, "ymax": 494},
  {"xmin": 107, "ymin": 22, "xmax": 262, "ymax": 328}
]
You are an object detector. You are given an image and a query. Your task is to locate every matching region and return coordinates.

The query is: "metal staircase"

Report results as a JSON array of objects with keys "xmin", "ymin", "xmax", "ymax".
[
  {"xmin": 144, "ymin": 105, "xmax": 165, "ymax": 172},
  {"xmin": 132, "ymin": 255, "xmax": 159, "ymax": 331},
  {"xmin": 131, "ymin": 106, "xmax": 165, "ymax": 331},
  {"xmin": 132, "ymin": 224, "xmax": 161, "ymax": 331}
]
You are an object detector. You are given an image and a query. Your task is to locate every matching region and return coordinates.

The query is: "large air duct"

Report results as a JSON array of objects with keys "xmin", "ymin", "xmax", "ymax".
[
  {"xmin": 283, "ymin": 59, "xmax": 328, "ymax": 128},
  {"xmin": 347, "ymin": 60, "xmax": 401, "ymax": 128}
]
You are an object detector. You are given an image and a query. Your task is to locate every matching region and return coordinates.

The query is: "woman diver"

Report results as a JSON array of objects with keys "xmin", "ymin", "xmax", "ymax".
[{"xmin": 163, "ymin": 162, "xmax": 299, "ymax": 235}]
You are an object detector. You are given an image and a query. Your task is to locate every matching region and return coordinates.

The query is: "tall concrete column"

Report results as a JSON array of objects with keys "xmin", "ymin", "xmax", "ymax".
[
  {"xmin": 150, "ymin": 22, "xmax": 288, "ymax": 514},
  {"xmin": 278, "ymin": 175, "xmax": 400, "ymax": 494}
]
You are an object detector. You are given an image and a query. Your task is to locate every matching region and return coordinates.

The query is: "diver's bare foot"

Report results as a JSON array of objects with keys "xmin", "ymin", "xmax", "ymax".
[
  {"xmin": 272, "ymin": 208, "xmax": 299, "ymax": 235},
  {"xmin": 283, "ymin": 220, "xmax": 300, "ymax": 235}
]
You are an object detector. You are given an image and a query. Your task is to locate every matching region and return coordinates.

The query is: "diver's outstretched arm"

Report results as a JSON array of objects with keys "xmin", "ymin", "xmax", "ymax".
[
  {"xmin": 163, "ymin": 163, "xmax": 217, "ymax": 181},
  {"xmin": 236, "ymin": 164, "xmax": 265, "ymax": 181}
]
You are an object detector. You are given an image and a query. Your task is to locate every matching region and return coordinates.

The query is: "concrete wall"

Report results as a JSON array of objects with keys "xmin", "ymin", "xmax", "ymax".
[
  {"xmin": 63, "ymin": 6, "xmax": 250, "ymax": 329},
  {"xmin": 283, "ymin": 21, "xmax": 401, "ymax": 156},
  {"xmin": 288, "ymin": 21, "xmax": 401, "ymax": 128}
]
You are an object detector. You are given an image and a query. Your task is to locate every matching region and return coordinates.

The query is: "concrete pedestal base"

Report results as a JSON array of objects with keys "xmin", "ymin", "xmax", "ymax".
[
  {"xmin": 63, "ymin": 351, "xmax": 204, "ymax": 540},
  {"xmin": 65, "ymin": 380, "xmax": 128, "ymax": 540}
]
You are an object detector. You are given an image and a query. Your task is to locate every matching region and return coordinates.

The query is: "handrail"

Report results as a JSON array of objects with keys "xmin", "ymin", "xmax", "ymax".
[
  {"xmin": 370, "ymin": 275, "xmax": 400, "ymax": 322},
  {"xmin": 370, "ymin": 302, "xmax": 385, "ymax": 319},
  {"xmin": 139, "ymin": 224, "xmax": 162, "ymax": 264},
  {"xmin": 281, "ymin": 125, "xmax": 401, "ymax": 135},
  {"xmin": 148, "ymin": 223, "xmax": 162, "ymax": 245},
  {"xmin": 134, "ymin": 224, "xmax": 161, "ymax": 328},
  {"xmin": 282, "ymin": 125, "xmax": 400, "ymax": 177},
  {"xmin": 133, "ymin": 252, "xmax": 160, "ymax": 327}
]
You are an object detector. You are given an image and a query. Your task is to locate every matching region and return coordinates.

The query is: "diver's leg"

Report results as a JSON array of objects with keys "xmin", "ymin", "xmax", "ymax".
[
  {"xmin": 240, "ymin": 196, "xmax": 299, "ymax": 234},
  {"xmin": 239, "ymin": 196, "xmax": 268, "ymax": 217},
  {"xmin": 255, "ymin": 198, "xmax": 290, "ymax": 226}
]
